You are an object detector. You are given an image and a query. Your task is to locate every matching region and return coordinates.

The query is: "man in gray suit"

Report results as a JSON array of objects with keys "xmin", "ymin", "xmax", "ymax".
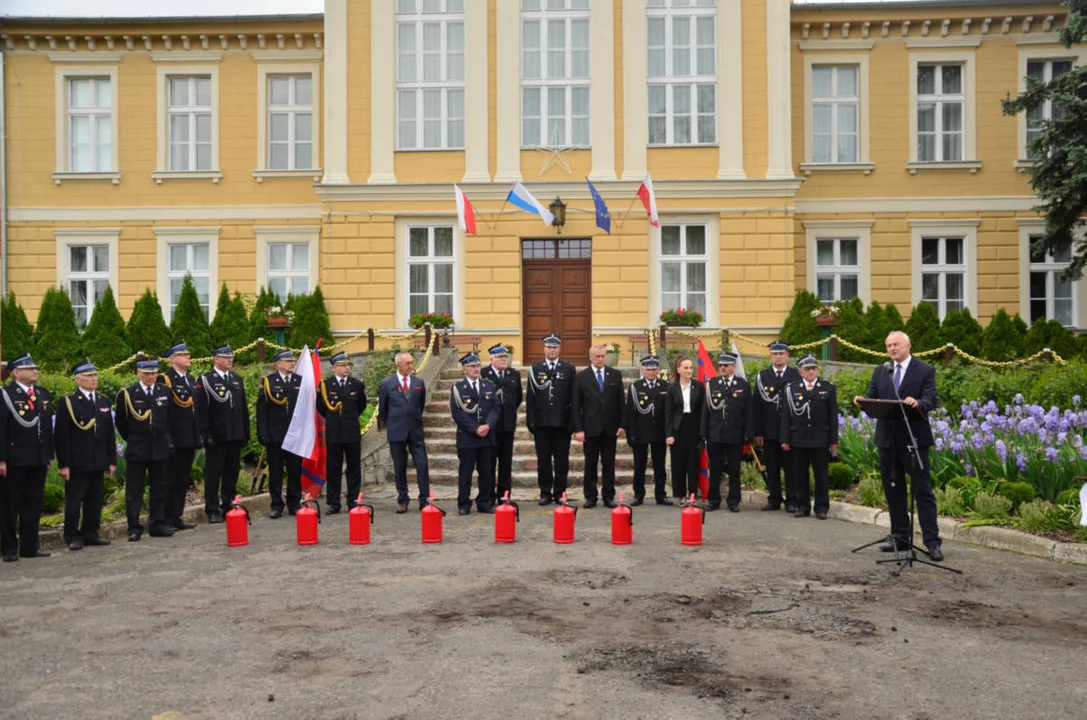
[{"xmin": 378, "ymin": 352, "xmax": 431, "ymax": 513}]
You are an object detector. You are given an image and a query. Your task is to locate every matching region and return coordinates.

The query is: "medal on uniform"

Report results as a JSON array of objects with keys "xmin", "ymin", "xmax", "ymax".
[{"xmin": 219, "ymin": 388, "xmax": 226, "ymax": 396}]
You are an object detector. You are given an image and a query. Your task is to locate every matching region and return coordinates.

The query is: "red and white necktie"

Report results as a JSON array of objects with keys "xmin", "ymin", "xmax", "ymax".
[
  {"xmin": 27, "ymin": 387, "xmax": 36, "ymax": 410},
  {"xmin": 402, "ymin": 377, "xmax": 409, "ymax": 393}
]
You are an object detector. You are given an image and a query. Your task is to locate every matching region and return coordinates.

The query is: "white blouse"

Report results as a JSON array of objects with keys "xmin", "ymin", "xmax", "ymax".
[{"xmin": 680, "ymin": 381, "xmax": 692, "ymax": 413}]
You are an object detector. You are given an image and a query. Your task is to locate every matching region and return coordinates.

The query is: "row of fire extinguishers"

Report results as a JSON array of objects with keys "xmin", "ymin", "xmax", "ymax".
[{"xmin": 224, "ymin": 491, "xmax": 709, "ymax": 548}]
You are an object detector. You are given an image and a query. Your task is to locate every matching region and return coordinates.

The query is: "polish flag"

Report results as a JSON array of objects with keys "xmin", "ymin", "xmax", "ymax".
[
  {"xmin": 637, "ymin": 173, "xmax": 659, "ymax": 228},
  {"xmin": 283, "ymin": 343, "xmax": 327, "ymax": 497},
  {"xmin": 454, "ymin": 184, "xmax": 477, "ymax": 236}
]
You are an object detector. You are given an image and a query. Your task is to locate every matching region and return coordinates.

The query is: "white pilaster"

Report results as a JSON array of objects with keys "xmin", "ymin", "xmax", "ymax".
[
  {"xmin": 717, "ymin": 0, "xmax": 745, "ymax": 179},
  {"xmin": 765, "ymin": 0, "xmax": 794, "ymax": 179},
  {"xmin": 588, "ymin": 0, "xmax": 616, "ymax": 180},
  {"xmin": 369, "ymin": 0, "xmax": 396, "ymax": 183},
  {"xmin": 494, "ymin": 1, "xmax": 522, "ymax": 182},
  {"xmin": 463, "ymin": 0, "xmax": 490, "ymax": 182},
  {"xmin": 321, "ymin": 0, "xmax": 349, "ymax": 184},
  {"xmin": 621, "ymin": 0, "xmax": 647, "ymax": 181}
]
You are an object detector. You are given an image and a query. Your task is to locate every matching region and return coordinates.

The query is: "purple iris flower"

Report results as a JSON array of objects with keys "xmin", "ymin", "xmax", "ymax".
[
  {"xmin": 994, "ymin": 439, "xmax": 1007, "ymax": 463},
  {"xmin": 1045, "ymin": 447, "xmax": 1059, "ymax": 463},
  {"xmin": 1014, "ymin": 393, "xmax": 1024, "ymax": 405},
  {"xmin": 1016, "ymin": 453, "xmax": 1028, "ymax": 472},
  {"xmin": 964, "ymin": 464, "xmax": 975, "ymax": 476},
  {"xmin": 1080, "ymin": 446, "xmax": 1087, "ymax": 461}
]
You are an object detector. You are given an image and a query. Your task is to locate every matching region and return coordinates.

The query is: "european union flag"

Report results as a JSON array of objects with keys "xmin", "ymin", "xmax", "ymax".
[{"xmin": 586, "ymin": 178, "xmax": 611, "ymax": 234}]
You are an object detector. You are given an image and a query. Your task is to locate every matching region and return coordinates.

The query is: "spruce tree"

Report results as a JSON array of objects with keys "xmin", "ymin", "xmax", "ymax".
[
  {"xmin": 210, "ymin": 286, "xmax": 250, "ymax": 350},
  {"xmin": 248, "ymin": 286, "xmax": 280, "ymax": 343},
  {"xmin": 779, "ymin": 290, "xmax": 822, "ymax": 347},
  {"xmin": 903, "ymin": 302, "xmax": 942, "ymax": 355},
  {"xmin": 126, "ymin": 289, "xmax": 172, "ymax": 357},
  {"xmin": 288, "ymin": 286, "xmax": 333, "ymax": 350},
  {"xmin": 1023, "ymin": 318, "xmax": 1078, "ymax": 360},
  {"xmin": 863, "ymin": 301, "xmax": 889, "ymax": 351},
  {"xmin": 32, "ymin": 287, "xmax": 82, "ymax": 372},
  {"xmin": 834, "ymin": 297, "xmax": 870, "ymax": 362},
  {"xmin": 981, "ymin": 309, "xmax": 1023, "ymax": 362},
  {"xmin": 1, "ymin": 291, "xmax": 36, "ymax": 363},
  {"xmin": 883, "ymin": 303, "xmax": 906, "ymax": 333},
  {"xmin": 81, "ymin": 286, "xmax": 131, "ymax": 367},
  {"xmin": 169, "ymin": 275, "xmax": 212, "ymax": 359},
  {"xmin": 938, "ymin": 307, "xmax": 984, "ymax": 357}
]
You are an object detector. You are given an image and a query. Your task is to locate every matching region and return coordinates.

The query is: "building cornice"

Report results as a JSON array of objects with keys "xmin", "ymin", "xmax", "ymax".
[
  {"xmin": 0, "ymin": 29, "xmax": 321, "ymax": 55},
  {"xmin": 793, "ymin": 11, "xmax": 1065, "ymax": 49}
]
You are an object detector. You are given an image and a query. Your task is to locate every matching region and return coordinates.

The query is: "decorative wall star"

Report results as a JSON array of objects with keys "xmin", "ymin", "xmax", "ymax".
[{"xmin": 536, "ymin": 145, "xmax": 574, "ymax": 177}]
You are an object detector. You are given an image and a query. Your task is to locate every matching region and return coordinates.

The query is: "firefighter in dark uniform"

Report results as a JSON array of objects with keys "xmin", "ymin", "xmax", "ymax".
[
  {"xmin": 754, "ymin": 340, "xmax": 803, "ymax": 512},
  {"xmin": 319, "ymin": 352, "xmax": 367, "ymax": 513},
  {"xmin": 158, "ymin": 341, "xmax": 199, "ymax": 531},
  {"xmin": 450, "ymin": 352, "xmax": 500, "ymax": 515},
  {"xmin": 115, "ymin": 355, "xmax": 174, "ymax": 541},
  {"xmin": 780, "ymin": 355, "xmax": 839, "ymax": 519},
  {"xmin": 196, "ymin": 345, "xmax": 250, "ymax": 523},
  {"xmin": 526, "ymin": 333, "xmax": 576, "ymax": 505},
  {"xmin": 54, "ymin": 360, "xmax": 115, "ymax": 551},
  {"xmin": 0, "ymin": 353, "xmax": 54, "ymax": 561},
  {"xmin": 624, "ymin": 355, "xmax": 672, "ymax": 506},
  {"xmin": 480, "ymin": 343, "xmax": 522, "ymax": 501},
  {"xmin": 256, "ymin": 349, "xmax": 302, "ymax": 518},
  {"xmin": 701, "ymin": 352, "xmax": 754, "ymax": 512}
]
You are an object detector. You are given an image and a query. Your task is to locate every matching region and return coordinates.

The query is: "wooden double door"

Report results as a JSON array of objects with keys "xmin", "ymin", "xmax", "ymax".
[{"xmin": 521, "ymin": 239, "xmax": 592, "ymax": 366}]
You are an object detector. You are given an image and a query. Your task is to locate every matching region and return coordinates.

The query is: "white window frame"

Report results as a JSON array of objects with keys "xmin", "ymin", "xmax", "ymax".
[
  {"xmin": 52, "ymin": 64, "xmax": 120, "ymax": 184},
  {"xmin": 1015, "ymin": 48, "xmax": 1086, "ymax": 168},
  {"xmin": 153, "ymin": 64, "xmax": 222, "ymax": 183},
  {"xmin": 909, "ymin": 219, "xmax": 978, "ymax": 320},
  {"xmin": 907, "ymin": 52, "xmax": 979, "ymax": 172},
  {"xmin": 648, "ymin": 216, "xmax": 720, "ymax": 326},
  {"xmin": 1017, "ymin": 218, "xmax": 1083, "ymax": 329},
  {"xmin": 396, "ymin": 0, "xmax": 466, "ymax": 151},
  {"xmin": 646, "ymin": 0, "xmax": 717, "ymax": 147},
  {"xmin": 394, "ymin": 218, "xmax": 466, "ymax": 328},
  {"xmin": 154, "ymin": 227, "xmax": 220, "ymax": 322},
  {"xmin": 254, "ymin": 64, "xmax": 322, "ymax": 180},
  {"xmin": 520, "ymin": 0, "xmax": 591, "ymax": 148},
  {"xmin": 801, "ymin": 54, "xmax": 873, "ymax": 174},
  {"xmin": 54, "ymin": 228, "xmax": 120, "ymax": 328},
  {"xmin": 803, "ymin": 220, "xmax": 873, "ymax": 305},
  {"xmin": 255, "ymin": 226, "xmax": 321, "ymax": 301}
]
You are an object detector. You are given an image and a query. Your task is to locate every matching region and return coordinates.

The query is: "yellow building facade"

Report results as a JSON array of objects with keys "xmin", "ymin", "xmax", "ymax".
[{"xmin": 0, "ymin": 0, "xmax": 1080, "ymax": 364}]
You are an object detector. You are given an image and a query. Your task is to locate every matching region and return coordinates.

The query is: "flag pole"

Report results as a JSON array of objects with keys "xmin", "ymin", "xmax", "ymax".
[{"xmin": 614, "ymin": 194, "xmax": 640, "ymax": 230}]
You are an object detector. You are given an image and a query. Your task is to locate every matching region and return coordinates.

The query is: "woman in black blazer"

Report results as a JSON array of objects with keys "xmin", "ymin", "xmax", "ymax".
[{"xmin": 664, "ymin": 356, "xmax": 706, "ymax": 504}]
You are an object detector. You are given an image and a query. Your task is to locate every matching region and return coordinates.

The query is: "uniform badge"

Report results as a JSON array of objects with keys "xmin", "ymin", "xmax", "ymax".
[{"xmin": 219, "ymin": 389, "xmax": 226, "ymax": 396}]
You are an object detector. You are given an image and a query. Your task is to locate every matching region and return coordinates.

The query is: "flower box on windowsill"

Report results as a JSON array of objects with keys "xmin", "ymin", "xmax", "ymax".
[
  {"xmin": 51, "ymin": 171, "xmax": 122, "ymax": 186},
  {"xmin": 799, "ymin": 162, "xmax": 876, "ymax": 176},
  {"xmin": 905, "ymin": 161, "xmax": 983, "ymax": 175},
  {"xmin": 151, "ymin": 170, "xmax": 224, "ymax": 184}
]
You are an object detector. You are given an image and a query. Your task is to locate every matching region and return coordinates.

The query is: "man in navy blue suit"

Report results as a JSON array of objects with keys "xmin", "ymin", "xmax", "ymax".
[
  {"xmin": 378, "ymin": 352, "xmax": 431, "ymax": 513},
  {"xmin": 854, "ymin": 330, "xmax": 944, "ymax": 561}
]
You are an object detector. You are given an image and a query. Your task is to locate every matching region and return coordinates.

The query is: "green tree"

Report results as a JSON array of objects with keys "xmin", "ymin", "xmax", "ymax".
[
  {"xmin": 288, "ymin": 286, "xmax": 332, "ymax": 350},
  {"xmin": 981, "ymin": 308, "xmax": 1024, "ymax": 362},
  {"xmin": 1001, "ymin": 0, "xmax": 1087, "ymax": 278},
  {"xmin": 169, "ymin": 275, "xmax": 212, "ymax": 359},
  {"xmin": 834, "ymin": 297, "xmax": 870, "ymax": 362},
  {"xmin": 779, "ymin": 290, "xmax": 822, "ymax": 347},
  {"xmin": 938, "ymin": 307, "xmax": 984, "ymax": 357},
  {"xmin": 1023, "ymin": 318, "xmax": 1078, "ymax": 360},
  {"xmin": 883, "ymin": 303, "xmax": 906, "ymax": 334},
  {"xmin": 862, "ymin": 301, "xmax": 889, "ymax": 351},
  {"xmin": 903, "ymin": 302, "xmax": 942, "ymax": 354},
  {"xmin": 1, "ymin": 291, "xmax": 35, "ymax": 363},
  {"xmin": 32, "ymin": 287, "xmax": 82, "ymax": 372},
  {"xmin": 126, "ymin": 289, "xmax": 172, "ymax": 357},
  {"xmin": 248, "ymin": 286, "xmax": 280, "ymax": 342},
  {"xmin": 210, "ymin": 284, "xmax": 250, "ymax": 350},
  {"xmin": 81, "ymin": 286, "xmax": 131, "ymax": 367}
]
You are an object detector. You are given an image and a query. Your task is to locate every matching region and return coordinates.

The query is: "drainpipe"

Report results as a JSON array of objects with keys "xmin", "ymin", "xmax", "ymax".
[{"xmin": 1, "ymin": 50, "xmax": 7, "ymax": 298}]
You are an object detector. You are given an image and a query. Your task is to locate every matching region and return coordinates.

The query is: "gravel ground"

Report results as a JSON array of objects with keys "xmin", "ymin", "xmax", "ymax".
[{"xmin": 2, "ymin": 486, "xmax": 1086, "ymax": 720}]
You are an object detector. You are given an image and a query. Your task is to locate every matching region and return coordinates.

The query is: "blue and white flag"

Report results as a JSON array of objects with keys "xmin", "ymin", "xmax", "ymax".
[
  {"xmin": 586, "ymin": 178, "xmax": 611, "ymax": 234},
  {"xmin": 507, "ymin": 181, "xmax": 554, "ymax": 226}
]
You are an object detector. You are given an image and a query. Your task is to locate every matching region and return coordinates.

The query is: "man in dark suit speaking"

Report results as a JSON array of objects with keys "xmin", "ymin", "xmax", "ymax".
[
  {"xmin": 853, "ymin": 331, "xmax": 944, "ymax": 561},
  {"xmin": 572, "ymin": 345, "xmax": 626, "ymax": 508},
  {"xmin": 378, "ymin": 352, "xmax": 431, "ymax": 513}
]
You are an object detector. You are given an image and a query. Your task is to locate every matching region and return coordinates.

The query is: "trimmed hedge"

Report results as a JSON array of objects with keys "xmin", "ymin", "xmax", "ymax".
[
  {"xmin": 81, "ymin": 286, "xmax": 131, "ymax": 367},
  {"xmin": 170, "ymin": 275, "xmax": 212, "ymax": 359},
  {"xmin": 127, "ymin": 289, "xmax": 172, "ymax": 357},
  {"xmin": 1, "ymin": 291, "xmax": 35, "ymax": 363},
  {"xmin": 32, "ymin": 287, "xmax": 81, "ymax": 372}
]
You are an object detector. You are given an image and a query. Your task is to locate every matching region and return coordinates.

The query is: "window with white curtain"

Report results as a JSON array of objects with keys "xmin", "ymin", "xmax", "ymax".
[
  {"xmin": 166, "ymin": 243, "xmax": 211, "ymax": 320},
  {"xmin": 267, "ymin": 74, "xmax": 314, "ymax": 170},
  {"xmin": 814, "ymin": 238, "xmax": 860, "ymax": 303},
  {"xmin": 66, "ymin": 245, "xmax": 111, "ymax": 327},
  {"xmin": 1029, "ymin": 235, "xmax": 1075, "ymax": 326},
  {"xmin": 659, "ymin": 224, "xmax": 708, "ymax": 316},
  {"xmin": 267, "ymin": 242, "xmax": 311, "ymax": 300},
  {"xmin": 67, "ymin": 77, "xmax": 113, "ymax": 172},
  {"xmin": 921, "ymin": 236, "xmax": 966, "ymax": 319},
  {"xmin": 397, "ymin": 0, "xmax": 465, "ymax": 150},
  {"xmin": 167, "ymin": 75, "xmax": 213, "ymax": 171},
  {"xmin": 916, "ymin": 64, "xmax": 963, "ymax": 162},
  {"xmin": 647, "ymin": 0, "xmax": 716, "ymax": 146},
  {"xmin": 521, "ymin": 0, "xmax": 590, "ymax": 148},
  {"xmin": 1025, "ymin": 59, "xmax": 1073, "ymax": 160},
  {"xmin": 811, "ymin": 65, "xmax": 858, "ymax": 164},
  {"xmin": 407, "ymin": 226, "xmax": 455, "ymax": 316}
]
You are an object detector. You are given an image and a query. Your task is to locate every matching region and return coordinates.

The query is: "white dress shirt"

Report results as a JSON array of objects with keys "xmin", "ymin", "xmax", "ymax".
[{"xmin": 680, "ymin": 382, "xmax": 692, "ymax": 413}]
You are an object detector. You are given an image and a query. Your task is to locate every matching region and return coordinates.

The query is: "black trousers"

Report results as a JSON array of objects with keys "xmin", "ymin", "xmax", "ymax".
[
  {"xmin": 457, "ymin": 446, "xmax": 495, "ymax": 510},
  {"xmin": 0, "ymin": 464, "xmax": 47, "ymax": 557},
  {"xmin": 326, "ymin": 441, "xmax": 362, "ymax": 509},
  {"xmin": 880, "ymin": 444, "xmax": 940, "ymax": 546},
  {"xmin": 708, "ymin": 442, "xmax": 743, "ymax": 506},
  {"xmin": 166, "ymin": 447, "xmax": 195, "ymax": 526},
  {"xmin": 793, "ymin": 446, "xmax": 830, "ymax": 514},
  {"xmin": 632, "ymin": 442, "xmax": 668, "ymax": 501},
  {"xmin": 389, "ymin": 435, "xmax": 430, "ymax": 504},
  {"xmin": 125, "ymin": 458, "xmax": 169, "ymax": 532},
  {"xmin": 670, "ymin": 414, "xmax": 701, "ymax": 499},
  {"xmin": 583, "ymin": 432, "xmax": 618, "ymax": 503},
  {"xmin": 266, "ymin": 443, "xmax": 303, "ymax": 512},
  {"xmin": 762, "ymin": 441, "xmax": 794, "ymax": 507},
  {"xmin": 493, "ymin": 429, "xmax": 516, "ymax": 501},
  {"xmin": 64, "ymin": 470, "xmax": 105, "ymax": 541},
  {"xmin": 204, "ymin": 441, "xmax": 242, "ymax": 516},
  {"xmin": 533, "ymin": 426, "xmax": 571, "ymax": 501}
]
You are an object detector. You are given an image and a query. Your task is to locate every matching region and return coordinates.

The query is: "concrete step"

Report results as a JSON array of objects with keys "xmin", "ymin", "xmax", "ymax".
[
  {"xmin": 426, "ymin": 400, "xmax": 530, "ymax": 416},
  {"xmin": 377, "ymin": 468, "xmax": 638, "ymax": 488},
  {"xmin": 439, "ymin": 366, "xmax": 644, "ymax": 381},
  {"xmin": 407, "ymin": 452, "xmax": 639, "ymax": 473},
  {"xmin": 423, "ymin": 437, "xmax": 639, "ymax": 457}
]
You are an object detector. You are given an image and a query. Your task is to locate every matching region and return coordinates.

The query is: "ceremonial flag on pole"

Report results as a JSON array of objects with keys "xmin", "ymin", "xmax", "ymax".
[
  {"xmin": 586, "ymin": 178, "xmax": 611, "ymax": 234},
  {"xmin": 732, "ymin": 341, "xmax": 754, "ymax": 458},
  {"xmin": 695, "ymin": 339, "xmax": 717, "ymax": 500},
  {"xmin": 283, "ymin": 344, "xmax": 327, "ymax": 496},
  {"xmin": 637, "ymin": 173, "xmax": 659, "ymax": 228},
  {"xmin": 454, "ymin": 184, "xmax": 477, "ymax": 235},
  {"xmin": 507, "ymin": 181, "xmax": 555, "ymax": 226}
]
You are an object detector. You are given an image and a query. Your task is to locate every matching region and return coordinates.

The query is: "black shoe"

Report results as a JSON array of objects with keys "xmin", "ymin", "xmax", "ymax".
[
  {"xmin": 396, "ymin": 502, "xmax": 409, "ymax": 514},
  {"xmin": 128, "ymin": 531, "xmax": 142, "ymax": 542},
  {"xmin": 603, "ymin": 499, "xmax": 618, "ymax": 509},
  {"xmin": 727, "ymin": 503, "xmax": 740, "ymax": 513},
  {"xmin": 631, "ymin": 498, "xmax": 644, "ymax": 507},
  {"xmin": 174, "ymin": 521, "xmax": 196, "ymax": 530},
  {"xmin": 20, "ymin": 550, "xmax": 50, "ymax": 558},
  {"xmin": 83, "ymin": 536, "xmax": 111, "ymax": 546},
  {"xmin": 706, "ymin": 502, "xmax": 721, "ymax": 511},
  {"xmin": 208, "ymin": 514, "xmax": 224, "ymax": 524},
  {"xmin": 326, "ymin": 506, "xmax": 341, "ymax": 515},
  {"xmin": 269, "ymin": 508, "xmax": 283, "ymax": 519},
  {"xmin": 656, "ymin": 498, "xmax": 675, "ymax": 506},
  {"xmin": 67, "ymin": 538, "xmax": 84, "ymax": 551},
  {"xmin": 458, "ymin": 508, "xmax": 471, "ymax": 516},
  {"xmin": 784, "ymin": 503, "xmax": 798, "ymax": 513},
  {"xmin": 2, "ymin": 554, "xmax": 16, "ymax": 562},
  {"xmin": 149, "ymin": 526, "xmax": 176, "ymax": 538},
  {"xmin": 815, "ymin": 511, "xmax": 828, "ymax": 520},
  {"xmin": 928, "ymin": 543, "xmax": 945, "ymax": 562},
  {"xmin": 477, "ymin": 505, "xmax": 495, "ymax": 514},
  {"xmin": 538, "ymin": 496, "xmax": 553, "ymax": 506},
  {"xmin": 760, "ymin": 502, "xmax": 781, "ymax": 512},
  {"xmin": 794, "ymin": 509, "xmax": 811, "ymax": 517},
  {"xmin": 880, "ymin": 539, "xmax": 909, "ymax": 553},
  {"xmin": 287, "ymin": 507, "xmax": 300, "ymax": 516},
  {"xmin": 418, "ymin": 501, "xmax": 431, "ymax": 512},
  {"xmin": 582, "ymin": 499, "xmax": 597, "ymax": 509}
]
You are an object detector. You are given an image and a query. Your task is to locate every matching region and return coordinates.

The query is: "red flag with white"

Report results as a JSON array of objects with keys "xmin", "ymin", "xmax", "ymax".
[
  {"xmin": 695, "ymin": 339, "xmax": 717, "ymax": 500},
  {"xmin": 282, "ymin": 344, "xmax": 327, "ymax": 496},
  {"xmin": 637, "ymin": 173, "xmax": 659, "ymax": 228},
  {"xmin": 454, "ymin": 184, "xmax": 477, "ymax": 236}
]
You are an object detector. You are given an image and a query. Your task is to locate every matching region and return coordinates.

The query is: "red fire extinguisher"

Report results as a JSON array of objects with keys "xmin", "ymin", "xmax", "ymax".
[
  {"xmin": 681, "ymin": 493, "xmax": 705, "ymax": 546},
  {"xmin": 296, "ymin": 493, "xmax": 321, "ymax": 546},
  {"xmin": 611, "ymin": 491, "xmax": 633, "ymax": 545},
  {"xmin": 421, "ymin": 493, "xmax": 446, "ymax": 544},
  {"xmin": 494, "ymin": 491, "xmax": 519, "ymax": 543},
  {"xmin": 553, "ymin": 491, "xmax": 577, "ymax": 544},
  {"xmin": 349, "ymin": 492, "xmax": 374, "ymax": 546},
  {"xmin": 225, "ymin": 495, "xmax": 250, "ymax": 547}
]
